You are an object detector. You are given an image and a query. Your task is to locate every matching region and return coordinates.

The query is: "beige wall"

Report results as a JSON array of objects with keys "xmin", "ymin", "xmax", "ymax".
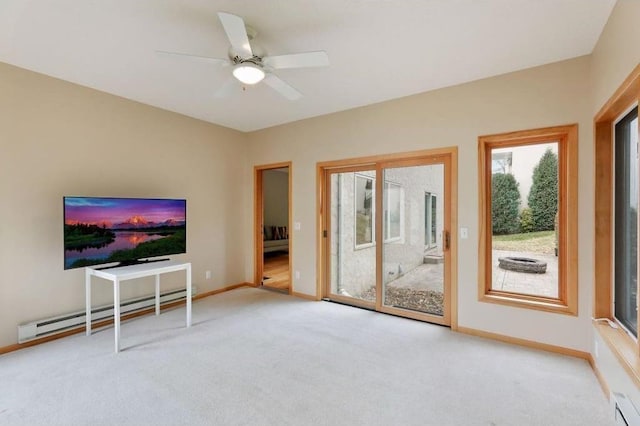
[
  {"xmin": 246, "ymin": 55, "xmax": 594, "ymax": 352},
  {"xmin": 0, "ymin": 62, "xmax": 249, "ymax": 347},
  {"xmin": 263, "ymin": 169, "xmax": 289, "ymax": 227},
  {"xmin": 591, "ymin": 0, "xmax": 640, "ymax": 114},
  {"xmin": 590, "ymin": 0, "xmax": 640, "ymax": 407}
]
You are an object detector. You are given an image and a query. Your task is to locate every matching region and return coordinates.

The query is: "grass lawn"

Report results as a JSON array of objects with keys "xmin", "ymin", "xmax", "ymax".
[{"xmin": 492, "ymin": 230, "xmax": 555, "ymax": 254}]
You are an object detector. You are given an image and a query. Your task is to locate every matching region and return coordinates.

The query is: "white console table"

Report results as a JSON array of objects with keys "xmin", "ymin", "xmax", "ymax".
[{"xmin": 85, "ymin": 260, "xmax": 192, "ymax": 353}]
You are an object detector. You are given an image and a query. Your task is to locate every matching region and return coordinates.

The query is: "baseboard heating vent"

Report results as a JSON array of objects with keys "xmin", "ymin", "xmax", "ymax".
[
  {"xmin": 612, "ymin": 392, "xmax": 640, "ymax": 426},
  {"xmin": 17, "ymin": 287, "xmax": 196, "ymax": 343}
]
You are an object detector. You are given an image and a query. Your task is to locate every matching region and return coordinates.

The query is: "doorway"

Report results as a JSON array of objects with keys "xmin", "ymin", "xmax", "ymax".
[
  {"xmin": 319, "ymin": 149, "xmax": 457, "ymax": 326},
  {"xmin": 255, "ymin": 162, "xmax": 292, "ymax": 294}
]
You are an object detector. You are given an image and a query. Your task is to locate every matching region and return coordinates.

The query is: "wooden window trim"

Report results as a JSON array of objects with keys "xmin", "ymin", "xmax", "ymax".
[
  {"xmin": 594, "ymin": 64, "xmax": 640, "ymax": 368},
  {"xmin": 478, "ymin": 124, "xmax": 578, "ymax": 315}
]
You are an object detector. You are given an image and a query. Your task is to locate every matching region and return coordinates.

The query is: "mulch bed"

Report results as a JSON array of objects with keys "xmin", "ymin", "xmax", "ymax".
[{"xmin": 359, "ymin": 287, "xmax": 444, "ymax": 316}]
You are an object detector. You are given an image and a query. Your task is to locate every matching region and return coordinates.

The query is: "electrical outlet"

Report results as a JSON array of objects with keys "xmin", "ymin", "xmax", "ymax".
[{"xmin": 205, "ymin": 270, "xmax": 211, "ymax": 280}]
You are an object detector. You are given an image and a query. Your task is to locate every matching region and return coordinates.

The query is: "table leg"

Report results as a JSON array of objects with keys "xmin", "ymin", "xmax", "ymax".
[
  {"xmin": 155, "ymin": 274, "xmax": 160, "ymax": 316},
  {"xmin": 114, "ymin": 278, "xmax": 121, "ymax": 353},
  {"xmin": 85, "ymin": 268, "xmax": 92, "ymax": 336},
  {"xmin": 186, "ymin": 264, "xmax": 192, "ymax": 328}
]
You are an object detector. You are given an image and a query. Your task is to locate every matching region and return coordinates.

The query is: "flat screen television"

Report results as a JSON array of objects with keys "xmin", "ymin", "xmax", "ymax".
[{"xmin": 64, "ymin": 197, "xmax": 186, "ymax": 270}]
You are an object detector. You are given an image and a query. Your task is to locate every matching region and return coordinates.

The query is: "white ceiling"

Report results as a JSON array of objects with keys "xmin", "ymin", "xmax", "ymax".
[{"xmin": 0, "ymin": 0, "xmax": 616, "ymax": 132}]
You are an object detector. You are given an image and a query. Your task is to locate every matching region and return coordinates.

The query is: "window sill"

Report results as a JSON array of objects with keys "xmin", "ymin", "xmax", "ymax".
[
  {"xmin": 480, "ymin": 292, "xmax": 577, "ymax": 316},
  {"xmin": 594, "ymin": 320, "xmax": 640, "ymax": 389},
  {"xmin": 355, "ymin": 242, "xmax": 375, "ymax": 250}
]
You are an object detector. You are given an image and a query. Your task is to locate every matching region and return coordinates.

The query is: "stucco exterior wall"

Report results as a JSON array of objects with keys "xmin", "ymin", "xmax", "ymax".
[{"xmin": 329, "ymin": 166, "xmax": 444, "ymax": 297}]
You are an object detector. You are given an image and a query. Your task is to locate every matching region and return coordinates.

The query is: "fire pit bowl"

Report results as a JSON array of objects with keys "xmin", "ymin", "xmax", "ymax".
[{"xmin": 498, "ymin": 257, "xmax": 547, "ymax": 274}]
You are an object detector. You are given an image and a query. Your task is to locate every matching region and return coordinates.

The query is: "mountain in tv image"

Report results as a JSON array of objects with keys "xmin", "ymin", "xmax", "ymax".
[
  {"xmin": 63, "ymin": 197, "xmax": 186, "ymax": 269},
  {"xmin": 111, "ymin": 216, "xmax": 186, "ymax": 230}
]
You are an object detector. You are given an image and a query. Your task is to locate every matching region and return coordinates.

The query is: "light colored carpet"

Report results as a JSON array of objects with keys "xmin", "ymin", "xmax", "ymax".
[{"xmin": 0, "ymin": 287, "xmax": 612, "ymax": 426}]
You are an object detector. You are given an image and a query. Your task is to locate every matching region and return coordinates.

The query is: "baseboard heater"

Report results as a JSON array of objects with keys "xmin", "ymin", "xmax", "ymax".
[
  {"xmin": 17, "ymin": 287, "xmax": 196, "ymax": 343},
  {"xmin": 612, "ymin": 392, "xmax": 640, "ymax": 426}
]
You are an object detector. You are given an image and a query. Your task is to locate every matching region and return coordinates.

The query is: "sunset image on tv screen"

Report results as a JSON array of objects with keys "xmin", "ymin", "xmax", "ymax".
[{"xmin": 63, "ymin": 197, "xmax": 186, "ymax": 269}]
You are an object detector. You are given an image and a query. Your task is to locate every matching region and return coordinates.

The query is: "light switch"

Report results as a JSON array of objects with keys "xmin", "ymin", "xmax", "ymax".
[
  {"xmin": 460, "ymin": 227, "xmax": 469, "ymax": 239},
  {"xmin": 294, "ymin": 222, "xmax": 301, "ymax": 231}
]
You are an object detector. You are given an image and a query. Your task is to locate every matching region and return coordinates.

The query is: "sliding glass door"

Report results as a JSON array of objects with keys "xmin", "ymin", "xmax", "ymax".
[{"xmin": 323, "ymin": 153, "xmax": 452, "ymax": 325}]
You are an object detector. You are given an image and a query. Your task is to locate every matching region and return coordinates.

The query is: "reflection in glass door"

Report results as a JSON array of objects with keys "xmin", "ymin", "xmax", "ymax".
[
  {"xmin": 327, "ymin": 168, "xmax": 377, "ymax": 306},
  {"xmin": 425, "ymin": 192, "xmax": 437, "ymax": 249},
  {"xmin": 381, "ymin": 163, "xmax": 446, "ymax": 318}
]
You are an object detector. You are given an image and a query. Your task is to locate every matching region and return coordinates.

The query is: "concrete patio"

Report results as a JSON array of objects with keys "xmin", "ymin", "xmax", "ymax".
[
  {"xmin": 357, "ymin": 248, "xmax": 558, "ymax": 310},
  {"xmin": 492, "ymin": 249, "xmax": 558, "ymax": 298}
]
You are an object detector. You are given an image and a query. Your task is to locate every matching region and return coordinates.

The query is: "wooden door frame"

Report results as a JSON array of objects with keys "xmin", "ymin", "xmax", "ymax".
[
  {"xmin": 254, "ymin": 161, "xmax": 293, "ymax": 294},
  {"xmin": 316, "ymin": 147, "xmax": 458, "ymax": 329}
]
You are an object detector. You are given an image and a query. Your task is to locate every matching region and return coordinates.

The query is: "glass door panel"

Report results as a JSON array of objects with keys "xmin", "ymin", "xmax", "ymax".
[
  {"xmin": 614, "ymin": 107, "xmax": 639, "ymax": 336},
  {"xmin": 328, "ymin": 169, "xmax": 377, "ymax": 305},
  {"xmin": 381, "ymin": 163, "xmax": 445, "ymax": 317}
]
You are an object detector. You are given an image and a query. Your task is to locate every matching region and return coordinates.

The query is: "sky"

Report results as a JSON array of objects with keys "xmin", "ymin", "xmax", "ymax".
[{"xmin": 64, "ymin": 197, "xmax": 186, "ymax": 226}]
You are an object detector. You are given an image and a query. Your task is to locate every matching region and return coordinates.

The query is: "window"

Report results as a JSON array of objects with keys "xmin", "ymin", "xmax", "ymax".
[
  {"xmin": 425, "ymin": 192, "xmax": 437, "ymax": 248},
  {"xmin": 614, "ymin": 106, "xmax": 639, "ymax": 336},
  {"xmin": 492, "ymin": 151, "xmax": 512, "ymax": 174},
  {"xmin": 355, "ymin": 174, "xmax": 375, "ymax": 247},
  {"xmin": 593, "ymin": 64, "xmax": 640, "ymax": 384},
  {"xmin": 384, "ymin": 182, "xmax": 402, "ymax": 241},
  {"xmin": 478, "ymin": 124, "xmax": 578, "ymax": 314}
]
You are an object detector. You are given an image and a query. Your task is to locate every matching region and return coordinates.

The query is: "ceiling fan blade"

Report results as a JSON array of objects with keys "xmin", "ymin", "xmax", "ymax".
[
  {"xmin": 217, "ymin": 12, "xmax": 253, "ymax": 58},
  {"xmin": 214, "ymin": 77, "xmax": 239, "ymax": 99},
  {"xmin": 263, "ymin": 74, "xmax": 302, "ymax": 100},
  {"xmin": 263, "ymin": 51, "xmax": 329, "ymax": 70},
  {"xmin": 156, "ymin": 50, "xmax": 230, "ymax": 66}
]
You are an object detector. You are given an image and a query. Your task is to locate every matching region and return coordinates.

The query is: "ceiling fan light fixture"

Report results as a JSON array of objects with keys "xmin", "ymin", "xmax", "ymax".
[{"xmin": 232, "ymin": 62, "xmax": 265, "ymax": 85}]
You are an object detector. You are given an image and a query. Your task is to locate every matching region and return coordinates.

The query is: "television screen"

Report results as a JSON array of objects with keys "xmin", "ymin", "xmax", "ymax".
[{"xmin": 64, "ymin": 197, "xmax": 186, "ymax": 270}]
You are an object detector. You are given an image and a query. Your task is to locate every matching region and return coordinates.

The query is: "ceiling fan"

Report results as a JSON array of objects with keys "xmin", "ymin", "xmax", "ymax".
[{"xmin": 158, "ymin": 12, "xmax": 329, "ymax": 100}]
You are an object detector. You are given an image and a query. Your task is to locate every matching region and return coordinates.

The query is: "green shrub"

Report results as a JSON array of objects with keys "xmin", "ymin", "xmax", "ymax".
[
  {"xmin": 519, "ymin": 208, "xmax": 534, "ymax": 233},
  {"xmin": 528, "ymin": 149, "xmax": 558, "ymax": 231},
  {"xmin": 492, "ymin": 173, "xmax": 521, "ymax": 235}
]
